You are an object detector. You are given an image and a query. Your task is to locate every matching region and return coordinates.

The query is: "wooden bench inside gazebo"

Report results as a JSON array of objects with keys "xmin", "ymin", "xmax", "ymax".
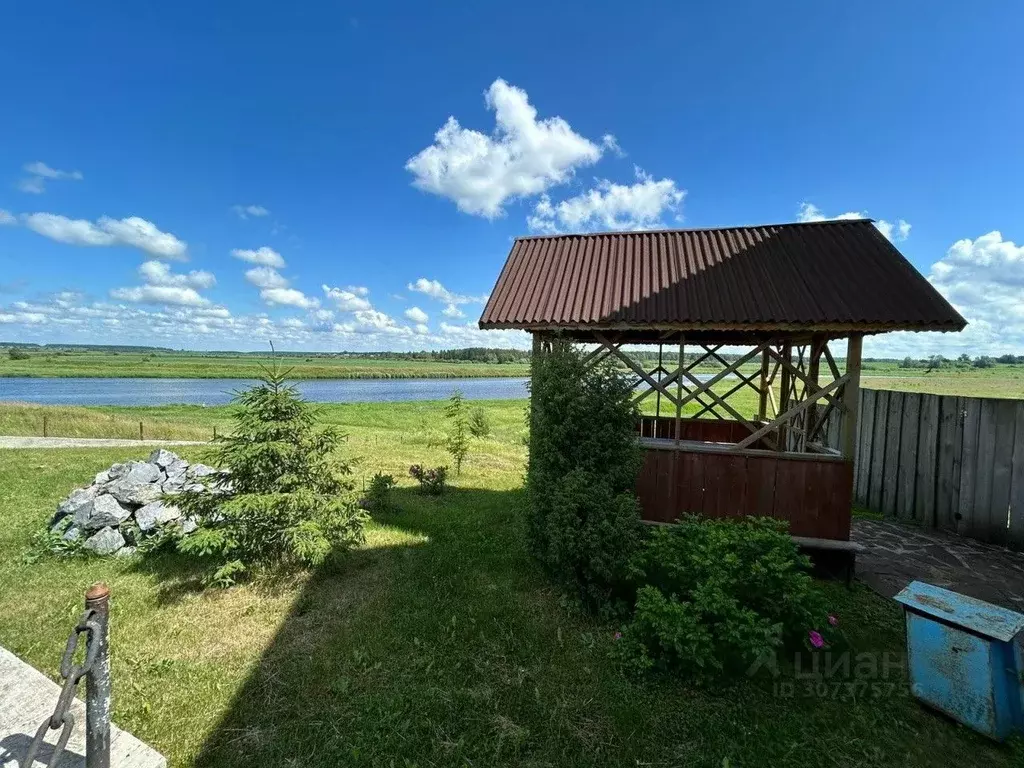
[{"xmin": 480, "ymin": 220, "xmax": 965, "ymax": 544}]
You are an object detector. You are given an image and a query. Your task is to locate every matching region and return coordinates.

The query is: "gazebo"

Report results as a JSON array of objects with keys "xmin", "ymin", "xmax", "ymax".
[{"xmin": 479, "ymin": 220, "xmax": 965, "ymax": 542}]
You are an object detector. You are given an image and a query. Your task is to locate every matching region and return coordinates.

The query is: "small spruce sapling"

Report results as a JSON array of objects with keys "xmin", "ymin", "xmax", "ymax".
[{"xmin": 444, "ymin": 389, "xmax": 470, "ymax": 474}]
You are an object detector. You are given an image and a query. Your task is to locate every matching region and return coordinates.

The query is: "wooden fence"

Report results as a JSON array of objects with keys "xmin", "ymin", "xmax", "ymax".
[{"xmin": 823, "ymin": 390, "xmax": 1024, "ymax": 547}]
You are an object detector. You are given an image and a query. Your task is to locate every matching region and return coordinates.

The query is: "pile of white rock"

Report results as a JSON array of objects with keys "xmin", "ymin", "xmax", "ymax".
[{"xmin": 50, "ymin": 449, "xmax": 219, "ymax": 557}]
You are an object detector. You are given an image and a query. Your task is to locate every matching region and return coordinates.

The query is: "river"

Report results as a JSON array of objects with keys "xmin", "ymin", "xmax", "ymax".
[{"xmin": 0, "ymin": 377, "xmax": 532, "ymax": 407}]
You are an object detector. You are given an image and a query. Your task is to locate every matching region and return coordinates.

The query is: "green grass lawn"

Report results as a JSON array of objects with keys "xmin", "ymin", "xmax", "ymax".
[{"xmin": 0, "ymin": 401, "xmax": 1019, "ymax": 767}]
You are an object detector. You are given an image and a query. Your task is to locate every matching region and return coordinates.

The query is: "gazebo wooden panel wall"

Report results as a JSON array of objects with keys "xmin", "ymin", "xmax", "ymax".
[{"xmin": 636, "ymin": 442, "xmax": 853, "ymax": 540}]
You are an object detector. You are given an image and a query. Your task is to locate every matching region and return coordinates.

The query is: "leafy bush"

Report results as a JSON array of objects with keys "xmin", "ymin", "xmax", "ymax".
[
  {"xmin": 173, "ymin": 365, "xmax": 367, "ymax": 586},
  {"xmin": 468, "ymin": 408, "xmax": 491, "ymax": 438},
  {"xmin": 444, "ymin": 390, "xmax": 470, "ymax": 474},
  {"xmin": 613, "ymin": 517, "xmax": 831, "ymax": 681},
  {"xmin": 409, "ymin": 464, "xmax": 447, "ymax": 495},
  {"xmin": 7, "ymin": 348, "xmax": 31, "ymax": 360},
  {"xmin": 527, "ymin": 340, "xmax": 643, "ymax": 614},
  {"xmin": 361, "ymin": 472, "xmax": 397, "ymax": 512}
]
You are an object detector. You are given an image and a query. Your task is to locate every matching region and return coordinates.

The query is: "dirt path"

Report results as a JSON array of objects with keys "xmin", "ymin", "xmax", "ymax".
[{"xmin": 0, "ymin": 436, "xmax": 207, "ymax": 449}]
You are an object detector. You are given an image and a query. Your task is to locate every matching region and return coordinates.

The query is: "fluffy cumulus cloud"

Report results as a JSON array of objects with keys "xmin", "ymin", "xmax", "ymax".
[
  {"xmin": 404, "ymin": 306, "xmax": 429, "ymax": 324},
  {"xmin": 245, "ymin": 266, "xmax": 289, "ymax": 289},
  {"xmin": 442, "ymin": 303, "xmax": 466, "ymax": 318},
  {"xmin": 18, "ymin": 161, "xmax": 83, "ymax": 194},
  {"xmin": 231, "ymin": 204, "xmax": 270, "ymax": 219},
  {"xmin": 138, "ymin": 260, "xmax": 215, "ymax": 289},
  {"xmin": 796, "ymin": 202, "xmax": 911, "ymax": 243},
  {"xmin": 528, "ymin": 167, "xmax": 685, "ymax": 233},
  {"xmin": 231, "ymin": 246, "xmax": 285, "ymax": 268},
  {"xmin": 863, "ymin": 230, "xmax": 1024, "ymax": 358},
  {"xmin": 110, "ymin": 261, "xmax": 216, "ymax": 306},
  {"xmin": 23, "ymin": 213, "xmax": 188, "ymax": 259},
  {"xmin": 260, "ymin": 287, "xmax": 319, "ymax": 310},
  {"xmin": 407, "ymin": 278, "xmax": 485, "ymax": 306},
  {"xmin": 406, "ymin": 79, "xmax": 604, "ymax": 218},
  {"xmin": 322, "ymin": 284, "xmax": 372, "ymax": 311}
]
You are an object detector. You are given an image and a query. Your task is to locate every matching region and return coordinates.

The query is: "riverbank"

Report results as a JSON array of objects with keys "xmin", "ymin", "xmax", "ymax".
[{"xmin": 1, "ymin": 351, "xmax": 531, "ymax": 379}]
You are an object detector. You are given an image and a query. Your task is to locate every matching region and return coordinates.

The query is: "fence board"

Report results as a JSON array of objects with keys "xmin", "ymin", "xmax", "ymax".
[
  {"xmin": 988, "ymin": 400, "xmax": 1018, "ymax": 546},
  {"xmin": 915, "ymin": 394, "xmax": 940, "ymax": 527},
  {"xmin": 856, "ymin": 389, "xmax": 875, "ymax": 506},
  {"xmin": 1009, "ymin": 402, "xmax": 1024, "ymax": 547},
  {"xmin": 882, "ymin": 391, "xmax": 904, "ymax": 517},
  {"xmin": 958, "ymin": 397, "xmax": 982, "ymax": 536},
  {"xmin": 970, "ymin": 400, "xmax": 998, "ymax": 541},
  {"xmin": 869, "ymin": 390, "xmax": 890, "ymax": 512},
  {"xmin": 896, "ymin": 393, "xmax": 921, "ymax": 520},
  {"xmin": 936, "ymin": 396, "xmax": 962, "ymax": 532}
]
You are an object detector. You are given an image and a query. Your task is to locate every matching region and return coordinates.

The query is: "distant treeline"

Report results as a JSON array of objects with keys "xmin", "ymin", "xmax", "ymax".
[
  {"xmin": 1, "ymin": 343, "xmax": 531, "ymax": 364},
  {"xmin": 893, "ymin": 353, "xmax": 1024, "ymax": 370}
]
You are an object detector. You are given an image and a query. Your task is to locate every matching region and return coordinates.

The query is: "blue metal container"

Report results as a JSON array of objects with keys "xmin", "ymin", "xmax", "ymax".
[{"xmin": 895, "ymin": 581, "xmax": 1024, "ymax": 740}]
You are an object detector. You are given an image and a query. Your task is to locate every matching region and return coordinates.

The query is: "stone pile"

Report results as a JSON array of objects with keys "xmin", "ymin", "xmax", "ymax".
[{"xmin": 50, "ymin": 449, "xmax": 220, "ymax": 556}]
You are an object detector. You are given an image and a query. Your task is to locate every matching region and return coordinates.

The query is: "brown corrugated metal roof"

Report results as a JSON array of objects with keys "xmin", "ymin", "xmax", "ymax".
[{"xmin": 479, "ymin": 220, "xmax": 966, "ymax": 335}]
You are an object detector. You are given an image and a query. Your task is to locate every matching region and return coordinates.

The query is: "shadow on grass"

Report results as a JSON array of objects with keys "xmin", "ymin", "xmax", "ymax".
[
  {"xmin": 189, "ymin": 484, "xmax": 561, "ymax": 767},
  {"xmin": 179, "ymin": 486, "xmax": 1017, "ymax": 768}
]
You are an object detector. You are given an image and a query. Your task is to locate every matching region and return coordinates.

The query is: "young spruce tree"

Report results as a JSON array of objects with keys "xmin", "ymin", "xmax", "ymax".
[{"xmin": 176, "ymin": 361, "xmax": 366, "ymax": 586}]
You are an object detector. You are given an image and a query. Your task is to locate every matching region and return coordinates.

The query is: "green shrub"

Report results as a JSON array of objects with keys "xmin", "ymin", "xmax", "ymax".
[
  {"xmin": 527, "ymin": 341, "xmax": 643, "ymax": 614},
  {"xmin": 173, "ymin": 365, "xmax": 367, "ymax": 586},
  {"xmin": 362, "ymin": 472, "xmax": 397, "ymax": 512},
  {"xmin": 613, "ymin": 517, "xmax": 831, "ymax": 681},
  {"xmin": 468, "ymin": 408, "xmax": 491, "ymax": 438},
  {"xmin": 444, "ymin": 390, "xmax": 470, "ymax": 474},
  {"xmin": 7, "ymin": 348, "xmax": 31, "ymax": 360},
  {"xmin": 409, "ymin": 464, "xmax": 447, "ymax": 495}
]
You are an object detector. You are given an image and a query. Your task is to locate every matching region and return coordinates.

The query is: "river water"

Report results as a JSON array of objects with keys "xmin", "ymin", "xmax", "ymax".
[{"xmin": 0, "ymin": 377, "xmax": 532, "ymax": 407}]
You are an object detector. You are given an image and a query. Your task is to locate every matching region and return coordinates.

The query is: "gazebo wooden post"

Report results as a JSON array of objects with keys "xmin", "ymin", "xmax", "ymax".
[
  {"xmin": 757, "ymin": 346, "xmax": 770, "ymax": 422},
  {"xmin": 804, "ymin": 336, "xmax": 824, "ymax": 451},
  {"xmin": 841, "ymin": 334, "xmax": 863, "ymax": 460},
  {"xmin": 777, "ymin": 341, "xmax": 792, "ymax": 451},
  {"xmin": 674, "ymin": 336, "xmax": 685, "ymax": 446}
]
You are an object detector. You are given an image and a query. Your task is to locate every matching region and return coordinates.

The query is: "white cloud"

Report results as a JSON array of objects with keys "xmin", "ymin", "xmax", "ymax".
[
  {"xmin": 231, "ymin": 246, "xmax": 285, "ymax": 268},
  {"xmin": 111, "ymin": 261, "xmax": 215, "ymax": 307},
  {"xmin": 866, "ymin": 230, "xmax": 1024, "ymax": 358},
  {"xmin": 796, "ymin": 202, "xmax": 910, "ymax": 243},
  {"xmin": 18, "ymin": 161, "xmax": 83, "ymax": 194},
  {"xmin": 415, "ymin": 323, "xmax": 429, "ymax": 335},
  {"xmin": 245, "ymin": 266, "xmax": 289, "ymax": 289},
  {"xmin": 404, "ymin": 306, "xmax": 429, "ymax": 324},
  {"xmin": 260, "ymin": 287, "xmax": 319, "ymax": 309},
  {"xmin": 232, "ymin": 204, "xmax": 270, "ymax": 219},
  {"xmin": 407, "ymin": 278, "xmax": 485, "ymax": 306},
  {"xmin": 406, "ymin": 79, "xmax": 604, "ymax": 218},
  {"xmin": 0, "ymin": 209, "xmax": 15, "ymax": 225},
  {"xmin": 18, "ymin": 177, "xmax": 46, "ymax": 194},
  {"xmin": 322, "ymin": 284, "xmax": 372, "ymax": 311},
  {"xmin": 336, "ymin": 309, "xmax": 413, "ymax": 336},
  {"xmin": 111, "ymin": 285, "xmax": 209, "ymax": 307},
  {"xmin": 24, "ymin": 161, "xmax": 83, "ymax": 180},
  {"xmin": 23, "ymin": 213, "xmax": 188, "ymax": 259},
  {"xmin": 139, "ymin": 260, "xmax": 215, "ymax": 289},
  {"xmin": 601, "ymin": 134, "xmax": 625, "ymax": 157},
  {"xmin": 442, "ymin": 303, "xmax": 465, "ymax": 318},
  {"xmin": 528, "ymin": 167, "xmax": 685, "ymax": 233}
]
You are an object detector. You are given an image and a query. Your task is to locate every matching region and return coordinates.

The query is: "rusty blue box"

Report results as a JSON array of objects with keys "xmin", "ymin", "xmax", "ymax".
[{"xmin": 895, "ymin": 581, "xmax": 1024, "ymax": 740}]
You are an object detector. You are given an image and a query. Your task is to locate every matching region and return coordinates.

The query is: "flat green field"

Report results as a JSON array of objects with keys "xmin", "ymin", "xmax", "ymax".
[
  {"xmin": 0, "ymin": 351, "xmax": 530, "ymax": 379},
  {"xmin": 0, "ymin": 399, "xmax": 1017, "ymax": 767}
]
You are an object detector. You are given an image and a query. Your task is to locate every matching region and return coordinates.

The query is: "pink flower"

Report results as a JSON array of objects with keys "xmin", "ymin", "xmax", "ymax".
[
  {"xmin": 614, "ymin": 632, "xmax": 622, "ymax": 641},
  {"xmin": 808, "ymin": 630, "xmax": 824, "ymax": 649},
  {"xmin": 828, "ymin": 614, "xmax": 838, "ymax": 627}
]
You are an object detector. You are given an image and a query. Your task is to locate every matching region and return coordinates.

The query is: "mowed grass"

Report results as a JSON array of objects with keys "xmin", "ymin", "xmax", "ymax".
[
  {"xmin": 0, "ymin": 402, "xmax": 1020, "ymax": 767},
  {"xmin": 0, "ymin": 351, "xmax": 530, "ymax": 379}
]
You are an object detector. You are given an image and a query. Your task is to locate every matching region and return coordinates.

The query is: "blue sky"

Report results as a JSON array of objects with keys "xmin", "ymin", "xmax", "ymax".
[{"xmin": 1, "ymin": 2, "xmax": 1021, "ymax": 355}]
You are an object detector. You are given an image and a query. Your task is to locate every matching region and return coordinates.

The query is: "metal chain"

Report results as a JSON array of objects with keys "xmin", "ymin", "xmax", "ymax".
[{"xmin": 20, "ymin": 609, "xmax": 100, "ymax": 768}]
